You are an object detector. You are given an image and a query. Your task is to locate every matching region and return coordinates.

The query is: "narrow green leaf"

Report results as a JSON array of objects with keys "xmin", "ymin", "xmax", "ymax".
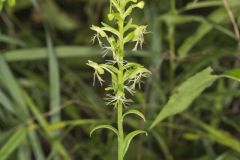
[
  {"xmin": 3, "ymin": 46, "xmax": 149, "ymax": 62},
  {"xmin": 90, "ymin": 125, "xmax": 119, "ymax": 137},
  {"xmin": 122, "ymin": 109, "xmax": 146, "ymax": 122},
  {"xmin": 23, "ymin": 92, "xmax": 70, "ymax": 159},
  {"xmin": 28, "ymin": 132, "xmax": 46, "ymax": 160},
  {"xmin": 0, "ymin": 55, "xmax": 28, "ymax": 116},
  {"xmin": 101, "ymin": 22, "xmax": 120, "ymax": 38},
  {"xmin": 46, "ymin": 119, "xmax": 96, "ymax": 131},
  {"xmin": 178, "ymin": 5, "xmax": 240, "ymax": 57},
  {"xmin": 150, "ymin": 67, "xmax": 218, "ymax": 129},
  {"xmin": 0, "ymin": 33, "xmax": 26, "ymax": 46},
  {"xmin": 185, "ymin": 114, "xmax": 240, "ymax": 153},
  {"xmin": 123, "ymin": 130, "xmax": 147, "ymax": 157},
  {"xmin": 46, "ymin": 30, "xmax": 61, "ymax": 125},
  {"xmin": 159, "ymin": 14, "xmax": 205, "ymax": 25},
  {"xmin": 0, "ymin": 127, "xmax": 27, "ymax": 160},
  {"xmin": 0, "ymin": 88, "xmax": 15, "ymax": 114},
  {"xmin": 152, "ymin": 131, "xmax": 173, "ymax": 160},
  {"xmin": 222, "ymin": 68, "xmax": 240, "ymax": 82},
  {"xmin": 216, "ymin": 151, "xmax": 240, "ymax": 160},
  {"xmin": 184, "ymin": 1, "xmax": 223, "ymax": 10},
  {"xmin": 41, "ymin": 0, "xmax": 78, "ymax": 31}
]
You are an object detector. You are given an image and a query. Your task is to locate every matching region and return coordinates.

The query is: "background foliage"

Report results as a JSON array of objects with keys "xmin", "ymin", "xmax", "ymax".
[{"xmin": 0, "ymin": 0, "xmax": 240, "ymax": 159}]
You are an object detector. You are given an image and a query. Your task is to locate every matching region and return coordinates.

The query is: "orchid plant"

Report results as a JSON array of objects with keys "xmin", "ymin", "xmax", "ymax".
[
  {"xmin": 0, "ymin": 0, "xmax": 15, "ymax": 11},
  {"xmin": 87, "ymin": 0, "xmax": 150, "ymax": 159}
]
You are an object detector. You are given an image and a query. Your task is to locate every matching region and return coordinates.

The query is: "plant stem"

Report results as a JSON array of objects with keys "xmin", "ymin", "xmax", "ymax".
[
  {"xmin": 118, "ymin": 102, "xmax": 124, "ymax": 160},
  {"xmin": 117, "ymin": 13, "xmax": 125, "ymax": 160}
]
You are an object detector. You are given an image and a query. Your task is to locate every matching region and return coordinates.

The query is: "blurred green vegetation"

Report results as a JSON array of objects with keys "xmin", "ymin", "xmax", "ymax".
[{"xmin": 0, "ymin": 0, "xmax": 240, "ymax": 159}]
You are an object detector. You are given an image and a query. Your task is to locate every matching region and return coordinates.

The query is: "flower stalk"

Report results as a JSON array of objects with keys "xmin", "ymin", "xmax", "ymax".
[{"xmin": 88, "ymin": 0, "xmax": 150, "ymax": 159}]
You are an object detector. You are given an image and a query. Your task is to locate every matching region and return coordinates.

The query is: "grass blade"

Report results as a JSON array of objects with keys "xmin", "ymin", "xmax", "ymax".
[
  {"xmin": 0, "ymin": 127, "xmax": 27, "ymax": 160},
  {"xmin": 3, "ymin": 46, "xmax": 149, "ymax": 62},
  {"xmin": 23, "ymin": 91, "xmax": 70, "ymax": 159},
  {"xmin": 46, "ymin": 29, "xmax": 61, "ymax": 125},
  {"xmin": 0, "ymin": 55, "xmax": 28, "ymax": 116},
  {"xmin": 178, "ymin": 5, "xmax": 240, "ymax": 58},
  {"xmin": 185, "ymin": 114, "xmax": 240, "ymax": 153}
]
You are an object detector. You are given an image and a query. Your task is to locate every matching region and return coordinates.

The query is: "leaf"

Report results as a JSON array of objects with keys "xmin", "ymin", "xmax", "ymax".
[
  {"xmin": 28, "ymin": 132, "xmax": 46, "ymax": 160},
  {"xmin": 184, "ymin": 1, "xmax": 223, "ymax": 10},
  {"xmin": 46, "ymin": 119, "xmax": 96, "ymax": 131},
  {"xmin": 0, "ymin": 33, "xmax": 26, "ymax": 46},
  {"xmin": 101, "ymin": 22, "xmax": 120, "ymax": 38},
  {"xmin": 122, "ymin": 109, "xmax": 146, "ymax": 122},
  {"xmin": 0, "ymin": 55, "xmax": 28, "ymax": 116},
  {"xmin": 3, "ymin": 46, "xmax": 149, "ymax": 62},
  {"xmin": 216, "ymin": 151, "xmax": 240, "ymax": 160},
  {"xmin": 159, "ymin": 14, "xmax": 205, "ymax": 25},
  {"xmin": 0, "ymin": 127, "xmax": 27, "ymax": 160},
  {"xmin": 123, "ymin": 130, "xmax": 147, "ymax": 157},
  {"xmin": 185, "ymin": 114, "xmax": 240, "ymax": 153},
  {"xmin": 90, "ymin": 125, "xmax": 119, "ymax": 137},
  {"xmin": 152, "ymin": 131, "xmax": 173, "ymax": 160},
  {"xmin": 7, "ymin": 0, "xmax": 15, "ymax": 6},
  {"xmin": 46, "ymin": 30, "xmax": 61, "ymax": 125},
  {"xmin": 23, "ymin": 92, "xmax": 70, "ymax": 159},
  {"xmin": 150, "ymin": 67, "xmax": 218, "ymax": 129},
  {"xmin": 0, "ymin": 88, "xmax": 15, "ymax": 114},
  {"xmin": 41, "ymin": 0, "xmax": 78, "ymax": 31},
  {"xmin": 178, "ymin": 4, "xmax": 240, "ymax": 58},
  {"xmin": 221, "ymin": 68, "xmax": 240, "ymax": 82}
]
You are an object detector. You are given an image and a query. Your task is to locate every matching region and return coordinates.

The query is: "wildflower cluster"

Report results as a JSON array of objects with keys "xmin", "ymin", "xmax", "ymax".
[
  {"xmin": 87, "ymin": 0, "xmax": 150, "ymax": 159},
  {"xmin": 87, "ymin": 0, "xmax": 150, "ymax": 108},
  {"xmin": 0, "ymin": 0, "xmax": 15, "ymax": 11}
]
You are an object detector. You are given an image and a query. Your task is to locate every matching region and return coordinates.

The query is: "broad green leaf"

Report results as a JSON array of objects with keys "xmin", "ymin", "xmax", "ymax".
[
  {"xmin": 90, "ymin": 125, "xmax": 119, "ymax": 137},
  {"xmin": 150, "ymin": 67, "xmax": 218, "ymax": 129},
  {"xmin": 0, "ymin": 127, "xmax": 27, "ymax": 160},
  {"xmin": 122, "ymin": 109, "xmax": 146, "ymax": 122},
  {"xmin": 123, "ymin": 130, "xmax": 147, "ymax": 157}
]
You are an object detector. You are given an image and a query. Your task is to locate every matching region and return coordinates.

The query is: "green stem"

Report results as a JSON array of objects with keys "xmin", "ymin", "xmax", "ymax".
[
  {"xmin": 118, "ymin": 102, "xmax": 124, "ymax": 160},
  {"xmin": 117, "ymin": 13, "xmax": 125, "ymax": 160}
]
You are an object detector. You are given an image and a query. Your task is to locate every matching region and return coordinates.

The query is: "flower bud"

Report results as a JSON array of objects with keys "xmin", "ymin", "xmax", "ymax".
[
  {"xmin": 136, "ymin": 1, "xmax": 144, "ymax": 9},
  {"xmin": 108, "ymin": 14, "xmax": 114, "ymax": 21}
]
